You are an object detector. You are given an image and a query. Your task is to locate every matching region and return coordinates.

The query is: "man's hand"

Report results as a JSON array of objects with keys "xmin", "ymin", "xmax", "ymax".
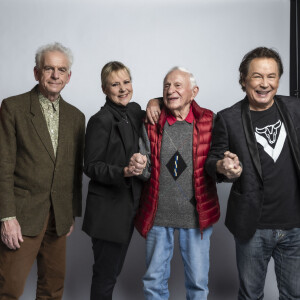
[
  {"xmin": 66, "ymin": 221, "xmax": 74, "ymax": 237},
  {"xmin": 216, "ymin": 151, "xmax": 242, "ymax": 179},
  {"xmin": 124, "ymin": 153, "xmax": 147, "ymax": 177},
  {"xmin": 1, "ymin": 219, "xmax": 23, "ymax": 250},
  {"xmin": 146, "ymin": 98, "xmax": 161, "ymax": 125}
]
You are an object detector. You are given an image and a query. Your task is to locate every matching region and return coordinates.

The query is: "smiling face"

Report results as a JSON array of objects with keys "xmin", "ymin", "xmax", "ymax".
[
  {"xmin": 242, "ymin": 58, "xmax": 280, "ymax": 111},
  {"xmin": 163, "ymin": 70, "xmax": 198, "ymax": 120},
  {"xmin": 34, "ymin": 50, "xmax": 71, "ymax": 102},
  {"xmin": 103, "ymin": 69, "xmax": 133, "ymax": 106}
]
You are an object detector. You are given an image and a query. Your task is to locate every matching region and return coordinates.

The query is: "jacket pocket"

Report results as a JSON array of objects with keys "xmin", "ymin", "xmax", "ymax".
[{"xmin": 226, "ymin": 189, "xmax": 260, "ymax": 238}]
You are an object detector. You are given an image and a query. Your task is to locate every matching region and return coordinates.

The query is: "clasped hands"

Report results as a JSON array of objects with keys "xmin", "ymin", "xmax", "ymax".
[
  {"xmin": 216, "ymin": 151, "xmax": 242, "ymax": 179},
  {"xmin": 124, "ymin": 153, "xmax": 147, "ymax": 177}
]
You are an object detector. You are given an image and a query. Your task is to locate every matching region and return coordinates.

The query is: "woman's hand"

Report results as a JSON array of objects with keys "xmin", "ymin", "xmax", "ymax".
[{"xmin": 124, "ymin": 153, "xmax": 147, "ymax": 177}]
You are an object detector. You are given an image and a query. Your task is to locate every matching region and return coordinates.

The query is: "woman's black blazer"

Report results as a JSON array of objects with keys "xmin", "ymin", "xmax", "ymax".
[{"xmin": 82, "ymin": 101, "xmax": 145, "ymax": 243}]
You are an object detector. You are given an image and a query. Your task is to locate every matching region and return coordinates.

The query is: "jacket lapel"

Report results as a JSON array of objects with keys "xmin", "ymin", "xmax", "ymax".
[
  {"xmin": 106, "ymin": 104, "xmax": 130, "ymax": 156},
  {"xmin": 30, "ymin": 87, "xmax": 55, "ymax": 163},
  {"xmin": 56, "ymin": 98, "xmax": 68, "ymax": 164},
  {"xmin": 275, "ymin": 96, "xmax": 300, "ymax": 174},
  {"xmin": 127, "ymin": 109, "xmax": 141, "ymax": 137},
  {"xmin": 241, "ymin": 98, "xmax": 263, "ymax": 180},
  {"xmin": 117, "ymin": 121, "xmax": 131, "ymax": 156}
]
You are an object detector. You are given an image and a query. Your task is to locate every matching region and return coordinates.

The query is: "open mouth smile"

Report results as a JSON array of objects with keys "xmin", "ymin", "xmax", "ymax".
[
  {"xmin": 256, "ymin": 90, "xmax": 271, "ymax": 97},
  {"xmin": 118, "ymin": 94, "xmax": 129, "ymax": 98}
]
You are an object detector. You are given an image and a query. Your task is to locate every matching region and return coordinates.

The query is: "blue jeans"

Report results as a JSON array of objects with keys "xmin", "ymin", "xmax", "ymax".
[
  {"xmin": 235, "ymin": 228, "xmax": 300, "ymax": 300},
  {"xmin": 143, "ymin": 226, "xmax": 212, "ymax": 300}
]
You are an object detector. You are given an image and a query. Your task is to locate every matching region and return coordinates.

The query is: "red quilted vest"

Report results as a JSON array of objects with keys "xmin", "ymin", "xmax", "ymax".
[{"xmin": 135, "ymin": 101, "xmax": 220, "ymax": 238}]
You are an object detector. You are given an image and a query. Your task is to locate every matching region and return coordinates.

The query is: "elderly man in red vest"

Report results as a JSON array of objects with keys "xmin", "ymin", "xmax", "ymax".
[{"xmin": 135, "ymin": 67, "xmax": 220, "ymax": 300}]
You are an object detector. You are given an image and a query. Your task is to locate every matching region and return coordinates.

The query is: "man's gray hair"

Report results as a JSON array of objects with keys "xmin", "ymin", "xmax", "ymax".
[
  {"xmin": 35, "ymin": 42, "xmax": 73, "ymax": 71},
  {"xmin": 165, "ymin": 66, "xmax": 197, "ymax": 88}
]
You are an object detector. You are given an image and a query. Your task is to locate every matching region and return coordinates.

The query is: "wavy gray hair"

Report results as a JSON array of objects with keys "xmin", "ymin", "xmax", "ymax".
[
  {"xmin": 164, "ymin": 66, "xmax": 197, "ymax": 89},
  {"xmin": 35, "ymin": 42, "xmax": 73, "ymax": 71}
]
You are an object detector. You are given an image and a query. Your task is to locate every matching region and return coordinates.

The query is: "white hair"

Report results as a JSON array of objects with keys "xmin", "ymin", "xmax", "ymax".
[
  {"xmin": 164, "ymin": 66, "xmax": 197, "ymax": 88},
  {"xmin": 35, "ymin": 42, "xmax": 73, "ymax": 71}
]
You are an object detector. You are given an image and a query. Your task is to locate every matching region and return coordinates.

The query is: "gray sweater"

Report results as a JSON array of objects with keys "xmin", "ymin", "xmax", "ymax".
[{"xmin": 154, "ymin": 120, "xmax": 198, "ymax": 228}]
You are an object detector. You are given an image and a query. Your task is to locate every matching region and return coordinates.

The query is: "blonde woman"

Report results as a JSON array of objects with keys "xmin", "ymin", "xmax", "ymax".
[{"xmin": 83, "ymin": 61, "xmax": 148, "ymax": 299}]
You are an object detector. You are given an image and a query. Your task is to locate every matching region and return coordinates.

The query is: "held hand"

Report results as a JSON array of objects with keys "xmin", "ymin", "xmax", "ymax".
[
  {"xmin": 224, "ymin": 151, "xmax": 240, "ymax": 168},
  {"xmin": 216, "ymin": 151, "xmax": 242, "ymax": 179},
  {"xmin": 130, "ymin": 153, "xmax": 147, "ymax": 171},
  {"xmin": 1, "ymin": 219, "xmax": 23, "ymax": 250},
  {"xmin": 145, "ymin": 98, "xmax": 161, "ymax": 125},
  {"xmin": 124, "ymin": 153, "xmax": 147, "ymax": 177}
]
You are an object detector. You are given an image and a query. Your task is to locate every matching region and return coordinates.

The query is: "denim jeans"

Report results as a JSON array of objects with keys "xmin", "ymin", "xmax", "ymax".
[
  {"xmin": 235, "ymin": 228, "xmax": 300, "ymax": 300},
  {"xmin": 143, "ymin": 226, "xmax": 212, "ymax": 300}
]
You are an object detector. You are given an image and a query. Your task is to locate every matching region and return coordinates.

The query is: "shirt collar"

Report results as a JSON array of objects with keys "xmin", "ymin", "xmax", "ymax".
[
  {"xmin": 166, "ymin": 106, "xmax": 194, "ymax": 125},
  {"xmin": 38, "ymin": 92, "xmax": 60, "ymax": 111}
]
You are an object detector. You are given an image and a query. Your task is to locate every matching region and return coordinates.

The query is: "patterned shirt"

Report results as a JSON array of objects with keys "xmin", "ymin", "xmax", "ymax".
[{"xmin": 39, "ymin": 93, "xmax": 60, "ymax": 156}]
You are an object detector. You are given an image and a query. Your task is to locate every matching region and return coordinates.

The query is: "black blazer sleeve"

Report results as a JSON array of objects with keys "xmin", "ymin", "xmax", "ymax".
[{"xmin": 205, "ymin": 112, "xmax": 231, "ymax": 182}]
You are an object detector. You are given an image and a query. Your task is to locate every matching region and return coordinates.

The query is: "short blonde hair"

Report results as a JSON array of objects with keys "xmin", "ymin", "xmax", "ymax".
[{"xmin": 101, "ymin": 61, "xmax": 131, "ymax": 89}]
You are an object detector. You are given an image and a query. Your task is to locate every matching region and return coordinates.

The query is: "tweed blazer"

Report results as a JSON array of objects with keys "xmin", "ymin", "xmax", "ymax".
[{"xmin": 0, "ymin": 85, "xmax": 85, "ymax": 237}]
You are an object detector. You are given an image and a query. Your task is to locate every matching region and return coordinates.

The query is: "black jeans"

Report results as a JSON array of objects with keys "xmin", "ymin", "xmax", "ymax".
[{"xmin": 90, "ymin": 233, "xmax": 133, "ymax": 300}]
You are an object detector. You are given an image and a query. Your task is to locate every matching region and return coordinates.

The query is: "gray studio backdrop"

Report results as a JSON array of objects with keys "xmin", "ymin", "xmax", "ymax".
[{"xmin": 0, "ymin": 0, "xmax": 290, "ymax": 299}]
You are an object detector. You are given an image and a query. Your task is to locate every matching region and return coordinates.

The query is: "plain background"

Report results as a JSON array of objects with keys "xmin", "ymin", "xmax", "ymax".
[{"xmin": 0, "ymin": 0, "xmax": 290, "ymax": 299}]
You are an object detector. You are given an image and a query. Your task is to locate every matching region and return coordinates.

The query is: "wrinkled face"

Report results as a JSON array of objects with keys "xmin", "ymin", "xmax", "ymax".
[
  {"xmin": 243, "ymin": 58, "xmax": 280, "ymax": 111},
  {"xmin": 163, "ymin": 70, "xmax": 198, "ymax": 117},
  {"xmin": 103, "ymin": 70, "xmax": 133, "ymax": 106},
  {"xmin": 34, "ymin": 51, "xmax": 71, "ymax": 101}
]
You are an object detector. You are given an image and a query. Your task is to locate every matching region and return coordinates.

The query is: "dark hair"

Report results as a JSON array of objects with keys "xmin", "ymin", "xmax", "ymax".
[
  {"xmin": 239, "ymin": 47, "xmax": 283, "ymax": 91},
  {"xmin": 101, "ymin": 61, "xmax": 131, "ymax": 89}
]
